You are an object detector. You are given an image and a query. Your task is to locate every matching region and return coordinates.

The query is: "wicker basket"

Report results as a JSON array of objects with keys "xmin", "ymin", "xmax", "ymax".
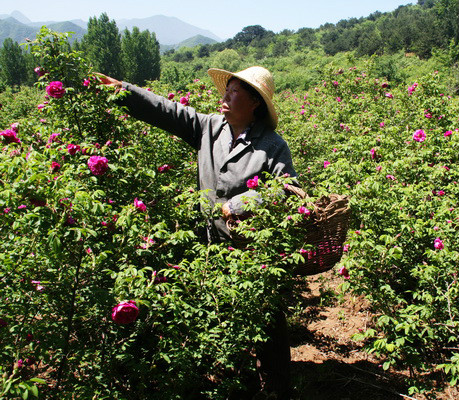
[
  {"xmin": 284, "ymin": 185, "xmax": 351, "ymax": 275},
  {"xmin": 227, "ymin": 184, "xmax": 351, "ymax": 276}
]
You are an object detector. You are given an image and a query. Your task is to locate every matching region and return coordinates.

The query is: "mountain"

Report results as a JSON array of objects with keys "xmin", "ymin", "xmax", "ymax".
[
  {"xmin": 0, "ymin": 17, "xmax": 37, "ymax": 45},
  {"xmin": 0, "ymin": 11, "xmax": 221, "ymax": 48},
  {"xmin": 116, "ymin": 15, "xmax": 221, "ymax": 45},
  {"xmin": 10, "ymin": 10, "xmax": 31, "ymax": 24},
  {"xmin": 160, "ymin": 34, "xmax": 218, "ymax": 53},
  {"xmin": 0, "ymin": 16, "xmax": 86, "ymax": 45}
]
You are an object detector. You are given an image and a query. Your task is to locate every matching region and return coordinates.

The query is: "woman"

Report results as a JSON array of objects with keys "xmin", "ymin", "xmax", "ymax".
[
  {"xmin": 99, "ymin": 66, "xmax": 295, "ymax": 399},
  {"xmin": 98, "ymin": 66, "xmax": 297, "ymax": 242}
]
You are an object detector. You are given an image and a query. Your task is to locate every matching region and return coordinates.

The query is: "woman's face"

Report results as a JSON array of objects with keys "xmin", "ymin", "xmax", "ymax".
[{"xmin": 221, "ymin": 79, "xmax": 260, "ymax": 129}]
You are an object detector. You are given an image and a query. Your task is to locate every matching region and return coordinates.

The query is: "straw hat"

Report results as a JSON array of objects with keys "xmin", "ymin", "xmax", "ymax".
[{"xmin": 208, "ymin": 66, "xmax": 278, "ymax": 128}]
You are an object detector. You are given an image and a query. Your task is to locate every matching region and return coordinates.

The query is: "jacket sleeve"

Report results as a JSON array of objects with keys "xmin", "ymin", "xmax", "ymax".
[{"xmin": 118, "ymin": 82, "xmax": 209, "ymax": 149}]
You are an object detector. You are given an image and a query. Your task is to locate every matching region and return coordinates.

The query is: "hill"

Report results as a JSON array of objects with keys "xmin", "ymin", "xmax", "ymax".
[
  {"xmin": 0, "ymin": 17, "xmax": 36, "ymax": 44},
  {"xmin": 160, "ymin": 34, "xmax": 218, "ymax": 53},
  {"xmin": 116, "ymin": 15, "xmax": 221, "ymax": 45},
  {"xmin": 0, "ymin": 16, "xmax": 85, "ymax": 45}
]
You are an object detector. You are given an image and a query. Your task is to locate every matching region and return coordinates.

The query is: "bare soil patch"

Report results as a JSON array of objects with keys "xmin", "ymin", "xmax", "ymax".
[{"xmin": 289, "ymin": 270, "xmax": 459, "ymax": 400}]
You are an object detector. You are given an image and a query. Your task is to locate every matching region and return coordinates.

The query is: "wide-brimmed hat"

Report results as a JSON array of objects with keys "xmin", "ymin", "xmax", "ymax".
[{"xmin": 208, "ymin": 66, "xmax": 278, "ymax": 128}]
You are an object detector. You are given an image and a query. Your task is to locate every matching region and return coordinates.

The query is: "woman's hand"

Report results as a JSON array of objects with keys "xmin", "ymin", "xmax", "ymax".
[
  {"xmin": 221, "ymin": 202, "xmax": 233, "ymax": 220},
  {"xmin": 95, "ymin": 73, "xmax": 122, "ymax": 90}
]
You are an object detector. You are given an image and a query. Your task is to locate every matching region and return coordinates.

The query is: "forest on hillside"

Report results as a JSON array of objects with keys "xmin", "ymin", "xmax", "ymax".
[{"xmin": 0, "ymin": 0, "xmax": 458, "ymax": 93}]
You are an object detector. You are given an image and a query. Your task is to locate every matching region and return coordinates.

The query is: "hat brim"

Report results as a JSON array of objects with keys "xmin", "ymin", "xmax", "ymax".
[{"xmin": 208, "ymin": 68, "xmax": 278, "ymax": 129}]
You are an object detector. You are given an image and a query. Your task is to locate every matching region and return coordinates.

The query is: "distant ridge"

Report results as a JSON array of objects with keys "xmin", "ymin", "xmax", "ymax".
[
  {"xmin": 160, "ymin": 34, "xmax": 218, "ymax": 53},
  {"xmin": 0, "ymin": 11, "xmax": 222, "ymax": 47},
  {"xmin": 116, "ymin": 15, "xmax": 221, "ymax": 45},
  {"xmin": 0, "ymin": 16, "xmax": 85, "ymax": 45}
]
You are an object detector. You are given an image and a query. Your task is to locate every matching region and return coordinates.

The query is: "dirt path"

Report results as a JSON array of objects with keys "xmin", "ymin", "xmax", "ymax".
[{"xmin": 288, "ymin": 271, "xmax": 459, "ymax": 400}]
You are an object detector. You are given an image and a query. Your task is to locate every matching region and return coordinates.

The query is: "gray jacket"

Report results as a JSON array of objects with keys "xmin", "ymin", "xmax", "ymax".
[{"xmin": 120, "ymin": 82, "xmax": 297, "ymax": 241}]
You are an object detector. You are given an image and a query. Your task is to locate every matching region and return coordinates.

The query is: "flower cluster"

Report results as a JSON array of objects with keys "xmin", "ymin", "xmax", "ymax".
[
  {"xmin": 247, "ymin": 176, "xmax": 259, "ymax": 189},
  {"xmin": 87, "ymin": 156, "xmax": 109, "ymax": 176},
  {"xmin": 412, "ymin": 129, "xmax": 426, "ymax": 142},
  {"xmin": 46, "ymin": 81, "xmax": 66, "ymax": 98},
  {"xmin": 111, "ymin": 301, "xmax": 139, "ymax": 324},
  {"xmin": 134, "ymin": 198, "xmax": 147, "ymax": 212},
  {"xmin": 0, "ymin": 129, "xmax": 20, "ymax": 144}
]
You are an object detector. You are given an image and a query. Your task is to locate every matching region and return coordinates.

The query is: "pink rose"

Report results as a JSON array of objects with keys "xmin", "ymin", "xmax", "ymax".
[
  {"xmin": 87, "ymin": 156, "xmax": 109, "ymax": 176},
  {"xmin": 444, "ymin": 130, "xmax": 452, "ymax": 137},
  {"xmin": 111, "ymin": 300, "xmax": 139, "ymax": 324},
  {"xmin": 168, "ymin": 93, "xmax": 175, "ymax": 100},
  {"xmin": 34, "ymin": 67, "xmax": 45, "ymax": 77},
  {"xmin": 51, "ymin": 161, "xmax": 61, "ymax": 172},
  {"xmin": 385, "ymin": 93, "xmax": 393, "ymax": 99},
  {"xmin": 434, "ymin": 238, "xmax": 444, "ymax": 250},
  {"xmin": 370, "ymin": 148, "xmax": 376, "ymax": 159},
  {"xmin": 0, "ymin": 129, "xmax": 21, "ymax": 144},
  {"xmin": 298, "ymin": 206, "xmax": 310, "ymax": 216},
  {"xmin": 48, "ymin": 133, "xmax": 60, "ymax": 144},
  {"xmin": 158, "ymin": 164, "xmax": 172, "ymax": 173},
  {"xmin": 46, "ymin": 81, "xmax": 66, "ymax": 98},
  {"xmin": 323, "ymin": 160, "xmax": 331, "ymax": 169},
  {"xmin": 180, "ymin": 96, "xmax": 189, "ymax": 106},
  {"xmin": 67, "ymin": 144, "xmax": 81, "ymax": 155},
  {"xmin": 412, "ymin": 129, "xmax": 426, "ymax": 142},
  {"xmin": 338, "ymin": 266, "xmax": 350, "ymax": 279},
  {"xmin": 247, "ymin": 175, "xmax": 259, "ymax": 189},
  {"xmin": 134, "ymin": 198, "xmax": 147, "ymax": 212},
  {"xmin": 83, "ymin": 79, "xmax": 90, "ymax": 87}
]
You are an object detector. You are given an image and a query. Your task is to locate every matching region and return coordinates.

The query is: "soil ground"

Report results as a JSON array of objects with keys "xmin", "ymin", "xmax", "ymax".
[{"xmin": 288, "ymin": 270, "xmax": 459, "ymax": 400}]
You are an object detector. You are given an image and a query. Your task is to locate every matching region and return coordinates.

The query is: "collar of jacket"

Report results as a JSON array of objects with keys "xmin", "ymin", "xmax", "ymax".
[{"xmin": 219, "ymin": 119, "xmax": 268, "ymax": 165}]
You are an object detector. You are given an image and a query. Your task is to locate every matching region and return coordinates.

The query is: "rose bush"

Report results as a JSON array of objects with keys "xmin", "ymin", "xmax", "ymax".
[
  {"xmin": 1, "ymin": 27, "xmax": 459, "ymax": 399},
  {"xmin": 0, "ymin": 28, "xmax": 300, "ymax": 400},
  {"xmin": 278, "ymin": 60, "xmax": 459, "ymax": 395}
]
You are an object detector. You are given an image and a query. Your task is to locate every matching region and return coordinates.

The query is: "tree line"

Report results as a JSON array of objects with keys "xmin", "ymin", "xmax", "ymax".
[
  {"xmin": 164, "ymin": 0, "xmax": 458, "ymax": 61},
  {"xmin": 0, "ymin": 13, "xmax": 160, "ymax": 90},
  {"xmin": 1, "ymin": 0, "xmax": 458, "ymax": 92}
]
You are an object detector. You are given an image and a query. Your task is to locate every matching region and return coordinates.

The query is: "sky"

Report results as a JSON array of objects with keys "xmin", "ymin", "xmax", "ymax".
[{"xmin": 1, "ymin": 0, "xmax": 415, "ymax": 40}]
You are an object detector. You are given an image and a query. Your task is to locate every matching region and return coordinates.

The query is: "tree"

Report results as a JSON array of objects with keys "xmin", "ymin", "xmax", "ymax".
[
  {"xmin": 82, "ymin": 13, "xmax": 122, "ymax": 78},
  {"xmin": 0, "ymin": 38, "xmax": 28, "ymax": 88},
  {"xmin": 211, "ymin": 49, "xmax": 241, "ymax": 71},
  {"xmin": 121, "ymin": 27, "xmax": 160, "ymax": 86},
  {"xmin": 435, "ymin": 0, "xmax": 459, "ymax": 45},
  {"xmin": 233, "ymin": 25, "xmax": 272, "ymax": 46}
]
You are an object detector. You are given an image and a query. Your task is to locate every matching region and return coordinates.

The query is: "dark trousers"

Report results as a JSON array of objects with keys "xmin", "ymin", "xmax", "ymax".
[{"xmin": 256, "ymin": 310, "xmax": 291, "ymax": 399}]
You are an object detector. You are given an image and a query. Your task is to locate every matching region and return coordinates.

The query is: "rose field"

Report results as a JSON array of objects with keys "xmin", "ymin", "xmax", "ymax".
[{"xmin": 1, "ymin": 28, "xmax": 459, "ymax": 399}]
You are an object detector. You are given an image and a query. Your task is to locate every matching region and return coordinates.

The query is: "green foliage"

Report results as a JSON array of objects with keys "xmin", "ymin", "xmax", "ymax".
[
  {"xmin": 3, "ymin": 20, "xmax": 459, "ymax": 398},
  {"xmin": 0, "ymin": 38, "xmax": 28, "ymax": 88},
  {"xmin": 0, "ymin": 29, "xmax": 303, "ymax": 399},
  {"xmin": 275, "ymin": 59, "xmax": 459, "ymax": 395},
  {"xmin": 81, "ymin": 13, "xmax": 122, "ymax": 78},
  {"xmin": 121, "ymin": 27, "xmax": 161, "ymax": 86}
]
